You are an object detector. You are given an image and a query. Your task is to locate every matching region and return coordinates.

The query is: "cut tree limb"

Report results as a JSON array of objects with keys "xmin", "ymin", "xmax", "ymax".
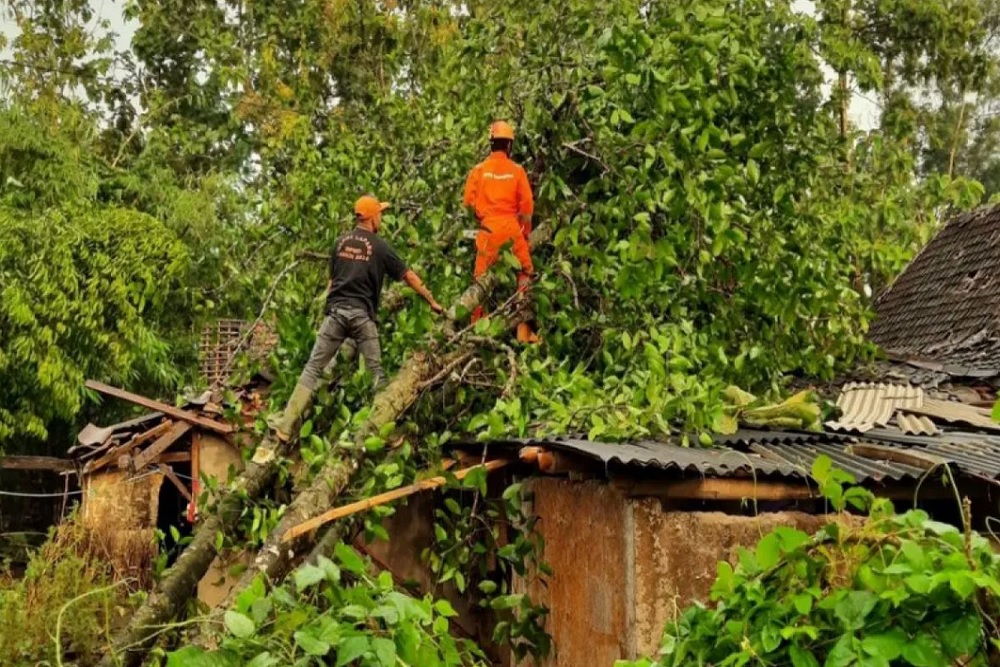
[
  {"xmin": 97, "ymin": 436, "xmax": 290, "ymax": 667},
  {"xmin": 281, "ymin": 459, "xmax": 511, "ymax": 543}
]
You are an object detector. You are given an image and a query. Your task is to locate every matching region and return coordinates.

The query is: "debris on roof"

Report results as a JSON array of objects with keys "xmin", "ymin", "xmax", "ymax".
[
  {"xmin": 900, "ymin": 398, "xmax": 1000, "ymax": 433},
  {"xmin": 826, "ymin": 382, "xmax": 927, "ymax": 433},
  {"xmin": 870, "ymin": 203, "xmax": 1000, "ymax": 378}
]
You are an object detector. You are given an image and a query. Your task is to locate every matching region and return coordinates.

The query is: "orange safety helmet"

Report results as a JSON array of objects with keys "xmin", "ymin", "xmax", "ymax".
[{"xmin": 489, "ymin": 120, "xmax": 515, "ymax": 141}]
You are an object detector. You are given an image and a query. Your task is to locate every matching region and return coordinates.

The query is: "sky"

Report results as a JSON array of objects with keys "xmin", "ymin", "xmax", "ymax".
[{"xmin": 1, "ymin": 0, "xmax": 880, "ymax": 130}]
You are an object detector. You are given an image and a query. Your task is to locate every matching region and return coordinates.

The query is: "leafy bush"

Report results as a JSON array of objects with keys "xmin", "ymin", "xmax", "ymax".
[
  {"xmin": 620, "ymin": 458, "xmax": 1000, "ymax": 667},
  {"xmin": 0, "ymin": 522, "xmax": 137, "ymax": 667},
  {"xmin": 164, "ymin": 543, "xmax": 486, "ymax": 667},
  {"xmin": 0, "ymin": 205, "xmax": 191, "ymax": 443}
]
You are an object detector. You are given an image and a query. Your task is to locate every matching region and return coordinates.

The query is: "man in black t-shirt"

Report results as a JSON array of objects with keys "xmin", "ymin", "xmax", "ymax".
[{"xmin": 267, "ymin": 194, "xmax": 444, "ymax": 442}]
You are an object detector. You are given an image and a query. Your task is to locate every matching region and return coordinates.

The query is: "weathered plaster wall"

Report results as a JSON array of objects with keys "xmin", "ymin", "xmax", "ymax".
[
  {"xmin": 517, "ymin": 477, "xmax": 834, "ymax": 666},
  {"xmin": 516, "ymin": 478, "xmax": 630, "ymax": 667},
  {"xmin": 628, "ymin": 501, "xmax": 832, "ymax": 657}
]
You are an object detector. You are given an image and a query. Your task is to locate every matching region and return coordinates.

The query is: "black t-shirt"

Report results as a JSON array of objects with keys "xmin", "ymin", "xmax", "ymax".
[{"xmin": 325, "ymin": 227, "xmax": 408, "ymax": 321}]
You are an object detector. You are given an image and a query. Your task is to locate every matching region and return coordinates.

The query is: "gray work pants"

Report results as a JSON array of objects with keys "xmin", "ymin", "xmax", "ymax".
[{"xmin": 298, "ymin": 307, "xmax": 385, "ymax": 391}]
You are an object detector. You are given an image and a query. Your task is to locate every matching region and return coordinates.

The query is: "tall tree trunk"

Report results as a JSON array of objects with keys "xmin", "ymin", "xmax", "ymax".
[{"xmin": 100, "ymin": 224, "xmax": 551, "ymax": 666}]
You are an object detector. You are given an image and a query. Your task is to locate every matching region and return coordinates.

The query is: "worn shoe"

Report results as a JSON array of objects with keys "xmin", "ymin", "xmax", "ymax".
[{"xmin": 265, "ymin": 382, "xmax": 314, "ymax": 442}]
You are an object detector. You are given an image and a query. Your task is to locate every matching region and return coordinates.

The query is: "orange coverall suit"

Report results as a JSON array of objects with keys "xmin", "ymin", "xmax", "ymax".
[{"xmin": 462, "ymin": 151, "xmax": 535, "ymax": 321}]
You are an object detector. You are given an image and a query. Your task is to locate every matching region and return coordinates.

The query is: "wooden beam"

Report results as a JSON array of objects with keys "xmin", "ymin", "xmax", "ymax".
[
  {"xmin": 187, "ymin": 431, "xmax": 201, "ymax": 523},
  {"xmin": 281, "ymin": 459, "xmax": 511, "ymax": 543},
  {"xmin": 85, "ymin": 380, "xmax": 234, "ymax": 435},
  {"xmin": 611, "ymin": 478, "xmax": 819, "ymax": 501},
  {"xmin": 157, "ymin": 452, "xmax": 192, "ymax": 464},
  {"xmin": 0, "ymin": 456, "xmax": 74, "ymax": 472},
  {"xmin": 131, "ymin": 422, "xmax": 194, "ymax": 472},
  {"xmin": 612, "ymin": 477, "xmax": 956, "ymax": 501},
  {"xmin": 159, "ymin": 464, "xmax": 193, "ymax": 503},
  {"xmin": 847, "ymin": 443, "xmax": 947, "ymax": 470},
  {"xmin": 83, "ymin": 420, "xmax": 175, "ymax": 474}
]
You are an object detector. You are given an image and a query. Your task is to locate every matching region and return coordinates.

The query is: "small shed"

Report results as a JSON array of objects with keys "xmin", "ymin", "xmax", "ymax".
[
  {"xmin": 427, "ymin": 389, "xmax": 1000, "ymax": 666},
  {"xmin": 72, "ymin": 380, "xmax": 266, "ymax": 597}
]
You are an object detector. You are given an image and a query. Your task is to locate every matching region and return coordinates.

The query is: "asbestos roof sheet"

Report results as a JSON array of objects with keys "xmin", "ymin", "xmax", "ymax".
[
  {"xmin": 869, "ymin": 203, "xmax": 1000, "ymax": 375},
  {"xmin": 826, "ymin": 382, "xmax": 925, "ymax": 433},
  {"xmin": 893, "ymin": 412, "xmax": 939, "ymax": 436},
  {"xmin": 901, "ymin": 398, "xmax": 1000, "ymax": 432}
]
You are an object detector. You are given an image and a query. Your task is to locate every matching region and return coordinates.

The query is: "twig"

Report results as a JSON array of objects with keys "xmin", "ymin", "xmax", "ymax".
[
  {"xmin": 562, "ymin": 140, "xmax": 610, "ymax": 173},
  {"xmin": 55, "ymin": 579, "xmax": 135, "ymax": 667},
  {"xmin": 556, "ymin": 266, "xmax": 581, "ymax": 310},
  {"xmin": 418, "ymin": 351, "xmax": 475, "ymax": 390},
  {"xmin": 500, "ymin": 344, "xmax": 519, "ymax": 400},
  {"xmin": 215, "ymin": 259, "xmax": 303, "ymax": 386}
]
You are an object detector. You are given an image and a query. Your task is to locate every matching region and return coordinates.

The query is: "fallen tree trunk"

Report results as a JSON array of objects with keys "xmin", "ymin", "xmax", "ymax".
[
  {"xmin": 210, "ymin": 224, "xmax": 550, "ymax": 630},
  {"xmin": 99, "ymin": 437, "xmax": 290, "ymax": 667},
  {"xmin": 102, "ymin": 225, "xmax": 550, "ymax": 664}
]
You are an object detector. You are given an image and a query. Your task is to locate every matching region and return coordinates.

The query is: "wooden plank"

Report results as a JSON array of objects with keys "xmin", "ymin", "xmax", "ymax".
[
  {"xmin": 846, "ymin": 443, "xmax": 948, "ymax": 470},
  {"xmin": 83, "ymin": 420, "xmax": 175, "ymax": 474},
  {"xmin": 612, "ymin": 477, "xmax": 954, "ymax": 501},
  {"xmin": 281, "ymin": 459, "xmax": 511, "ymax": 543},
  {"xmin": 85, "ymin": 380, "xmax": 234, "ymax": 435},
  {"xmin": 157, "ymin": 452, "xmax": 192, "ymax": 464},
  {"xmin": 159, "ymin": 464, "xmax": 193, "ymax": 503},
  {"xmin": 187, "ymin": 431, "xmax": 201, "ymax": 523},
  {"xmin": 131, "ymin": 422, "xmax": 194, "ymax": 472},
  {"xmin": 0, "ymin": 456, "xmax": 74, "ymax": 472}
]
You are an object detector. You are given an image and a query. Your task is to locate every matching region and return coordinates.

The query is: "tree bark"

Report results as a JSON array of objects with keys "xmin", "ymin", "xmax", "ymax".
[
  {"xmin": 99, "ymin": 439, "xmax": 290, "ymax": 667},
  {"xmin": 101, "ymin": 224, "xmax": 550, "ymax": 664}
]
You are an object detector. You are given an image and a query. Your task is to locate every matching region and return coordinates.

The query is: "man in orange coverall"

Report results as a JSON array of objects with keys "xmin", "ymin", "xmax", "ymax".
[{"xmin": 462, "ymin": 120, "xmax": 539, "ymax": 344}]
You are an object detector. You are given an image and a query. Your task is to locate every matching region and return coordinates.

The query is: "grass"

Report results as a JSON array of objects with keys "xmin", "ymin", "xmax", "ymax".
[{"xmin": 0, "ymin": 520, "xmax": 141, "ymax": 667}]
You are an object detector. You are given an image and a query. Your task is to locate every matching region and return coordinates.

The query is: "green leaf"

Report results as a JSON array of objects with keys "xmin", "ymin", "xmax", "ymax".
[
  {"xmin": 294, "ymin": 564, "xmax": 327, "ymax": 592},
  {"xmin": 940, "ymin": 614, "xmax": 982, "ymax": 656},
  {"xmin": 295, "ymin": 631, "xmax": 332, "ymax": 657},
  {"xmin": 434, "ymin": 599, "xmax": 458, "ymax": 617},
  {"xmin": 335, "ymin": 542, "xmax": 367, "ymax": 575},
  {"xmin": 336, "ymin": 636, "xmax": 370, "ymax": 666},
  {"xmin": 789, "ymin": 645, "xmax": 820, "ymax": 667},
  {"xmin": 861, "ymin": 629, "xmax": 905, "ymax": 660},
  {"xmin": 755, "ymin": 533, "xmax": 781, "ymax": 569},
  {"xmin": 166, "ymin": 646, "xmax": 239, "ymax": 667},
  {"xmin": 826, "ymin": 633, "xmax": 857, "ymax": 667},
  {"xmin": 901, "ymin": 633, "xmax": 948, "ymax": 667},
  {"xmin": 793, "ymin": 593, "xmax": 813, "ymax": 615},
  {"xmin": 223, "ymin": 610, "xmax": 255, "ymax": 639},
  {"xmin": 373, "ymin": 637, "xmax": 397, "ymax": 667},
  {"xmin": 834, "ymin": 591, "xmax": 877, "ymax": 630}
]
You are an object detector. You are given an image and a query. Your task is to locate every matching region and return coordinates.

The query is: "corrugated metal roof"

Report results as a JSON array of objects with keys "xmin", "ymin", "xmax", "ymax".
[
  {"xmin": 827, "ymin": 382, "xmax": 924, "ymax": 433},
  {"xmin": 536, "ymin": 438, "xmax": 800, "ymax": 478},
  {"xmin": 745, "ymin": 439, "xmax": 926, "ymax": 482},
  {"xmin": 901, "ymin": 398, "xmax": 1000, "ymax": 432}
]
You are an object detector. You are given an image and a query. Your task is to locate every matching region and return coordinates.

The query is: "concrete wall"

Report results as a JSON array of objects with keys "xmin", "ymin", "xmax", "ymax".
[{"xmin": 517, "ymin": 477, "xmax": 834, "ymax": 667}]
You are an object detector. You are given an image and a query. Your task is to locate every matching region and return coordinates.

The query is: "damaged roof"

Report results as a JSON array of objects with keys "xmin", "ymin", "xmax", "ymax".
[{"xmin": 870, "ymin": 203, "xmax": 1000, "ymax": 376}]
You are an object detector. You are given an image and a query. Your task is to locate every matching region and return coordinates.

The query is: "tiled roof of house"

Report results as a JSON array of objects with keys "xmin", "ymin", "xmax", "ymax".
[{"xmin": 870, "ymin": 204, "xmax": 1000, "ymax": 375}]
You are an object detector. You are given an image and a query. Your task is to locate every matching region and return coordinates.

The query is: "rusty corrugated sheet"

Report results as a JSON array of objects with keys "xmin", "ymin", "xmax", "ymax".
[
  {"xmin": 901, "ymin": 398, "xmax": 1000, "ymax": 432},
  {"xmin": 746, "ymin": 440, "xmax": 926, "ymax": 482},
  {"xmin": 538, "ymin": 438, "xmax": 800, "ymax": 478},
  {"xmin": 826, "ymin": 382, "xmax": 924, "ymax": 433}
]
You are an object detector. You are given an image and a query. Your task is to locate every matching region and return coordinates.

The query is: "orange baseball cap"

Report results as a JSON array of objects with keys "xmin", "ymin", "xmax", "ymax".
[
  {"xmin": 489, "ymin": 120, "xmax": 515, "ymax": 140},
  {"xmin": 354, "ymin": 194, "xmax": 390, "ymax": 220}
]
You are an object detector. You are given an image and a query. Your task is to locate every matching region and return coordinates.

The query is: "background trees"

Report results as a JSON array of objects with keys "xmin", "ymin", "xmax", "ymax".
[{"xmin": 0, "ymin": 0, "xmax": 995, "ymax": 448}]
